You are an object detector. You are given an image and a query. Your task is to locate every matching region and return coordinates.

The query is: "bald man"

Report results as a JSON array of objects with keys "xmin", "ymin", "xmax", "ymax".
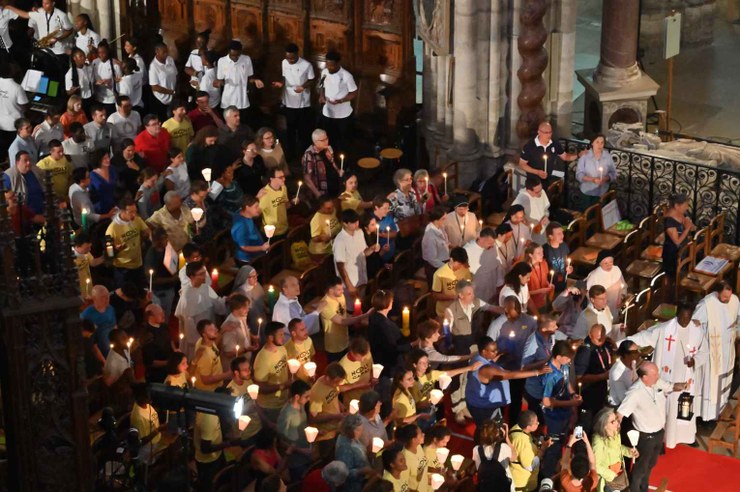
[
  {"xmin": 518, "ymin": 122, "xmax": 583, "ymax": 184},
  {"xmin": 617, "ymin": 362, "xmax": 688, "ymax": 492},
  {"xmin": 141, "ymin": 304, "xmax": 173, "ymax": 383}
]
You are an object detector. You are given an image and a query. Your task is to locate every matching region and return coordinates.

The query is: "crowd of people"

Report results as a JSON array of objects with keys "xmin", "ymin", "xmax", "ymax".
[{"xmin": 2, "ymin": 4, "xmax": 739, "ymax": 492}]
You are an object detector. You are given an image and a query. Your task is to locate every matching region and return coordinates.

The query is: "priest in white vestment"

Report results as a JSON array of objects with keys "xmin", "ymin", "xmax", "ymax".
[
  {"xmin": 692, "ymin": 282, "xmax": 740, "ymax": 421},
  {"xmin": 626, "ymin": 305, "xmax": 708, "ymax": 448},
  {"xmin": 175, "ymin": 262, "xmax": 227, "ymax": 359},
  {"xmin": 585, "ymin": 250, "xmax": 627, "ymax": 319}
]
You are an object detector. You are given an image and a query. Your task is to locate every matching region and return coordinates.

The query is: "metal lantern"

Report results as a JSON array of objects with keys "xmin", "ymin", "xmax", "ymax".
[{"xmin": 677, "ymin": 392, "xmax": 694, "ymax": 421}]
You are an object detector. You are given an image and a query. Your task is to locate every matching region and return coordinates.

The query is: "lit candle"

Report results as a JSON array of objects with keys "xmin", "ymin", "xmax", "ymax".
[
  {"xmin": 201, "ymin": 167, "xmax": 212, "ymax": 184},
  {"xmin": 435, "ymin": 447, "xmax": 450, "ymax": 465},
  {"xmin": 81, "ymin": 208, "xmax": 89, "ymax": 233},
  {"xmin": 238, "ymin": 415, "xmax": 251, "ymax": 431},
  {"xmin": 294, "ymin": 181, "xmax": 302, "ymax": 204},
  {"xmin": 371, "ymin": 437, "xmax": 384, "ymax": 453},
  {"xmin": 372, "ymin": 363, "xmax": 384, "ymax": 379},
  {"xmin": 386, "ymin": 226, "xmax": 391, "ymax": 242},
  {"xmin": 549, "ymin": 269, "xmax": 555, "ymax": 286},
  {"xmin": 325, "ymin": 219, "xmax": 331, "ymax": 235},
  {"xmin": 268, "ymin": 285, "xmax": 277, "ymax": 311},
  {"xmin": 431, "ymin": 474, "xmax": 445, "ymax": 491},
  {"xmin": 304, "ymin": 426, "xmax": 319, "ymax": 443},
  {"xmin": 85, "ymin": 278, "xmax": 91, "ymax": 297},
  {"xmin": 287, "ymin": 358, "xmax": 301, "ymax": 374},
  {"xmin": 438, "ymin": 373, "xmax": 452, "ymax": 390},
  {"xmin": 598, "ymin": 166, "xmax": 604, "ymax": 182},
  {"xmin": 340, "ymin": 153, "xmax": 345, "ymax": 171},
  {"xmin": 127, "ymin": 337, "xmax": 133, "ymax": 350},
  {"xmin": 179, "ymin": 332, "xmax": 184, "ymax": 350},
  {"xmin": 375, "ymin": 226, "xmax": 380, "ymax": 247},
  {"xmin": 190, "ymin": 207, "xmax": 204, "ymax": 235},
  {"xmin": 429, "ymin": 389, "xmax": 443, "ymax": 405},
  {"xmin": 479, "ymin": 219, "xmax": 483, "ymax": 229},
  {"xmin": 543, "ymin": 154, "xmax": 548, "ymax": 175},
  {"xmin": 264, "ymin": 224, "xmax": 276, "ymax": 245},
  {"xmin": 442, "ymin": 172, "xmax": 448, "ymax": 195},
  {"xmin": 235, "ymin": 344, "xmax": 240, "ymax": 355},
  {"xmin": 106, "ymin": 242, "xmax": 114, "ymax": 258},
  {"xmin": 565, "ymin": 257, "xmax": 571, "ymax": 283},
  {"xmin": 191, "ymin": 376, "xmax": 196, "ymax": 387},
  {"xmin": 257, "ymin": 317, "xmax": 263, "ymax": 340},
  {"xmin": 304, "ymin": 361, "xmax": 317, "ymax": 378},
  {"xmin": 210, "ymin": 268, "xmax": 219, "ymax": 289},
  {"xmin": 149, "ymin": 268, "xmax": 154, "ymax": 292},
  {"xmin": 450, "ymin": 454, "xmax": 464, "ymax": 471},
  {"xmin": 578, "ymin": 382, "xmax": 582, "ymax": 396},
  {"xmin": 401, "ymin": 306, "xmax": 410, "ymax": 337},
  {"xmin": 424, "ymin": 176, "xmax": 429, "ymax": 195},
  {"xmin": 247, "ymin": 384, "xmax": 259, "ymax": 400},
  {"xmin": 354, "ymin": 298, "xmax": 362, "ymax": 315},
  {"xmin": 349, "ymin": 399, "xmax": 359, "ymax": 414}
]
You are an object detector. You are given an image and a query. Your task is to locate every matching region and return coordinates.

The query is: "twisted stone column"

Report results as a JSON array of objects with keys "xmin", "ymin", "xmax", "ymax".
[{"xmin": 516, "ymin": 0, "xmax": 549, "ymax": 141}]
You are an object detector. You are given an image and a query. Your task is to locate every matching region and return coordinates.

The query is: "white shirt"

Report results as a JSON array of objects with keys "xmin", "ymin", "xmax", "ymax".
[
  {"xmin": 199, "ymin": 67, "xmax": 221, "ymax": 108},
  {"xmin": 63, "ymin": 137, "xmax": 94, "ymax": 169},
  {"xmin": 0, "ymin": 77, "xmax": 28, "ymax": 131},
  {"xmin": 119, "ymin": 72, "xmax": 143, "ymax": 108},
  {"xmin": 499, "ymin": 284, "xmax": 530, "ymax": 309},
  {"xmin": 512, "ymin": 189, "xmax": 550, "ymax": 223},
  {"xmin": 130, "ymin": 54, "xmax": 147, "ymax": 82},
  {"xmin": 333, "ymin": 228, "xmax": 368, "ymax": 288},
  {"xmin": 320, "ymin": 67, "xmax": 357, "ymax": 118},
  {"xmin": 149, "ymin": 56, "xmax": 178, "ymax": 105},
  {"xmin": 0, "ymin": 8, "xmax": 19, "ymax": 49},
  {"xmin": 108, "ymin": 111, "xmax": 142, "ymax": 150},
  {"xmin": 65, "ymin": 65, "xmax": 94, "ymax": 99},
  {"xmin": 165, "ymin": 164, "xmax": 191, "ymax": 198},
  {"xmin": 28, "ymin": 8, "xmax": 73, "ymax": 55},
  {"xmin": 217, "ymin": 54, "xmax": 254, "ymax": 109},
  {"xmin": 617, "ymin": 378, "xmax": 672, "ymax": 433},
  {"xmin": 608, "ymin": 358, "xmax": 636, "ymax": 406},
  {"xmin": 185, "ymin": 48, "xmax": 204, "ymax": 80},
  {"xmin": 281, "ymin": 57, "xmax": 315, "ymax": 108},
  {"xmin": 464, "ymin": 239, "xmax": 486, "ymax": 274},
  {"xmin": 75, "ymin": 29, "xmax": 101, "ymax": 55},
  {"xmin": 103, "ymin": 349, "xmax": 132, "ymax": 384},
  {"xmin": 91, "ymin": 58, "xmax": 122, "ymax": 104},
  {"xmin": 33, "ymin": 120, "xmax": 64, "ymax": 157}
]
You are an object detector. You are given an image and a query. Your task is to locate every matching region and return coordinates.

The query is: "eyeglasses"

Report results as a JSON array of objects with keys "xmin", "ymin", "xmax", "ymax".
[{"xmin": 272, "ymin": 175, "xmax": 286, "ymax": 180}]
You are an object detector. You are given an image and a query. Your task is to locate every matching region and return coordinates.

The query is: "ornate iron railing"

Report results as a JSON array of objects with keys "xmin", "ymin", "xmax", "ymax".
[{"xmin": 560, "ymin": 138, "xmax": 740, "ymax": 245}]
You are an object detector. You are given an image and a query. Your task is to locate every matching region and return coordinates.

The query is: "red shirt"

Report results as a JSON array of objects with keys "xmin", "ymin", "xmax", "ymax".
[
  {"xmin": 10, "ymin": 205, "xmax": 36, "ymax": 236},
  {"xmin": 134, "ymin": 128, "xmax": 171, "ymax": 172},
  {"xmin": 301, "ymin": 468, "xmax": 330, "ymax": 492},
  {"xmin": 187, "ymin": 108, "xmax": 219, "ymax": 133}
]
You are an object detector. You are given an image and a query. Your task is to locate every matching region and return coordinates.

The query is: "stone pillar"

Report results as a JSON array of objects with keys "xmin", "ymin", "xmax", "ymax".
[
  {"xmin": 593, "ymin": 0, "xmax": 641, "ymax": 87},
  {"xmin": 96, "ymin": 0, "xmax": 113, "ymax": 41},
  {"xmin": 423, "ymin": 44, "xmax": 436, "ymax": 134},
  {"xmin": 548, "ymin": 0, "xmax": 577, "ymax": 138},
  {"xmin": 515, "ymin": 0, "xmax": 549, "ymax": 142},
  {"xmin": 486, "ymin": 0, "xmax": 504, "ymax": 155}
]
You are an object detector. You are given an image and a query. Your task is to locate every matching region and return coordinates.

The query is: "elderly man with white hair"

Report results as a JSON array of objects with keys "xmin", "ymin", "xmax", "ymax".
[
  {"xmin": 272, "ymin": 275, "xmax": 323, "ymax": 336},
  {"xmin": 217, "ymin": 105, "xmax": 254, "ymax": 157},
  {"xmin": 81, "ymin": 284, "xmax": 118, "ymax": 367},
  {"xmin": 302, "ymin": 128, "xmax": 343, "ymax": 199},
  {"xmin": 146, "ymin": 191, "xmax": 194, "ymax": 251}
]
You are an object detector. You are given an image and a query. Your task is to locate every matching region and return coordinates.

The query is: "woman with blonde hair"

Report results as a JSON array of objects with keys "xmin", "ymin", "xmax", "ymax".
[
  {"xmin": 591, "ymin": 407, "xmax": 638, "ymax": 491},
  {"xmin": 255, "ymin": 127, "xmax": 289, "ymax": 176},
  {"xmin": 60, "ymin": 95, "xmax": 89, "ymax": 137}
]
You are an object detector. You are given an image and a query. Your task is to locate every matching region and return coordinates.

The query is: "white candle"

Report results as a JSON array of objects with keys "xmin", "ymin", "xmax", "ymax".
[
  {"xmin": 442, "ymin": 172, "xmax": 448, "ymax": 195},
  {"xmin": 376, "ymin": 225, "xmax": 380, "ymax": 246},
  {"xmin": 149, "ymin": 268, "xmax": 154, "ymax": 292},
  {"xmin": 371, "ymin": 437, "xmax": 384, "ymax": 453},
  {"xmin": 238, "ymin": 415, "xmax": 251, "ymax": 431},
  {"xmin": 179, "ymin": 332, "xmax": 184, "ymax": 350},
  {"xmin": 247, "ymin": 384, "xmax": 259, "ymax": 400},
  {"xmin": 372, "ymin": 364, "xmax": 384, "ymax": 379},
  {"xmin": 191, "ymin": 376, "xmax": 196, "ymax": 387},
  {"xmin": 424, "ymin": 176, "xmax": 429, "ymax": 195},
  {"xmin": 598, "ymin": 166, "xmax": 604, "ymax": 182},
  {"xmin": 287, "ymin": 359, "xmax": 301, "ymax": 374},
  {"xmin": 386, "ymin": 226, "xmax": 391, "ymax": 242},
  {"xmin": 435, "ymin": 447, "xmax": 450, "ymax": 465},
  {"xmin": 304, "ymin": 426, "xmax": 319, "ymax": 443},
  {"xmin": 349, "ymin": 399, "xmax": 359, "ymax": 414},
  {"xmin": 235, "ymin": 344, "xmax": 240, "ymax": 355},
  {"xmin": 304, "ymin": 361, "xmax": 317, "ymax": 378},
  {"xmin": 450, "ymin": 454, "xmax": 464, "ymax": 471},
  {"xmin": 340, "ymin": 153, "xmax": 345, "ymax": 171},
  {"xmin": 85, "ymin": 278, "xmax": 91, "ymax": 297},
  {"xmin": 294, "ymin": 181, "xmax": 302, "ymax": 204},
  {"xmin": 565, "ymin": 257, "xmax": 571, "ymax": 283},
  {"xmin": 438, "ymin": 373, "xmax": 452, "ymax": 390},
  {"xmin": 325, "ymin": 219, "xmax": 331, "ymax": 235},
  {"xmin": 543, "ymin": 154, "xmax": 548, "ymax": 175},
  {"xmin": 257, "ymin": 318, "xmax": 263, "ymax": 339},
  {"xmin": 429, "ymin": 389, "xmax": 444, "ymax": 405},
  {"xmin": 549, "ymin": 269, "xmax": 555, "ymax": 286}
]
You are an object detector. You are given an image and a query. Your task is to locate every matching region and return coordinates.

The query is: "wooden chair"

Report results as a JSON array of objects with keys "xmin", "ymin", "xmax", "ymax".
[
  {"xmin": 708, "ymin": 386, "xmax": 740, "ymax": 457},
  {"xmin": 262, "ymin": 238, "xmax": 286, "ymax": 284},
  {"xmin": 649, "ymin": 272, "xmax": 676, "ymax": 321},
  {"xmin": 271, "ymin": 223, "xmax": 312, "ymax": 287},
  {"xmin": 299, "ymin": 264, "xmax": 324, "ymax": 308},
  {"xmin": 628, "ymin": 288, "xmax": 652, "ymax": 336},
  {"xmin": 678, "ymin": 241, "xmax": 717, "ymax": 301},
  {"xmin": 565, "ymin": 217, "xmax": 586, "ymax": 251},
  {"xmin": 599, "ymin": 190, "xmax": 617, "ymax": 207},
  {"xmin": 374, "ymin": 263, "xmax": 393, "ymax": 291},
  {"xmin": 625, "ymin": 229, "xmax": 662, "ymax": 291},
  {"xmin": 412, "ymin": 292, "xmax": 434, "ymax": 330},
  {"xmin": 567, "ymin": 217, "xmax": 601, "ymax": 270},
  {"xmin": 486, "ymin": 169, "xmax": 514, "ymax": 227},
  {"xmin": 212, "ymin": 463, "xmax": 237, "ymax": 492},
  {"xmin": 693, "ymin": 227, "xmax": 710, "ymax": 262},
  {"xmin": 583, "ymin": 203, "xmax": 602, "ymax": 236},
  {"xmin": 708, "ymin": 211, "xmax": 726, "ymax": 249}
]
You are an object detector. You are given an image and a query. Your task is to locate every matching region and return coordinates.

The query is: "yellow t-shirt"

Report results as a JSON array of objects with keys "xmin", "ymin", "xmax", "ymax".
[
  {"xmin": 37, "ymin": 155, "xmax": 72, "ymax": 200},
  {"xmin": 227, "ymin": 378, "xmax": 263, "ymax": 440},
  {"xmin": 393, "ymin": 389, "xmax": 416, "ymax": 420},
  {"xmin": 194, "ymin": 412, "xmax": 222, "ymax": 463},
  {"xmin": 194, "ymin": 344, "xmax": 222, "ymax": 391},
  {"xmin": 131, "ymin": 403, "xmax": 161, "ymax": 446},
  {"xmin": 253, "ymin": 346, "xmax": 289, "ymax": 409},
  {"xmin": 309, "ymin": 378, "xmax": 342, "ymax": 438},
  {"xmin": 425, "ymin": 445, "xmax": 443, "ymax": 472},
  {"xmin": 411, "ymin": 370, "xmax": 443, "ymax": 404},
  {"xmin": 75, "ymin": 251, "xmax": 93, "ymax": 295},
  {"xmin": 510, "ymin": 424, "xmax": 539, "ymax": 491},
  {"xmin": 105, "ymin": 215, "xmax": 147, "ymax": 269},
  {"xmin": 432, "ymin": 263, "xmax": 473, "ymax": 316},
  {"xmin": 309, "ymin": 211, "xmax": 340, "ymax": 255},
  {"xmin": 165, "ymin": 371, "xmax": 189, "ymax": 389},
  {"xmin": 321, "ymin": 294, "xmax": 349, "ymax": 354},
  {"xmin": 402, "ymin": 446, "xmax": 428, "ymax": 492},
  {"xmin": 339, "ymin": 352, "xmax": 373, "ymax": 402},
  {"xmin": 340, "ymin": 190, "xmax": 363, "ymax": 213},
  {"xmin": 284, "ymin": 337, "xmax": 315, "ymax": 383},
  {"xmin": 162, "ymin": 117, "xmax": 194, "ymax": 153},
  {"xmin": 383, "ymin": 470, "xmax": 409, "ymax": 492},
  {"xmin": 259, "ymin": 185, "xmax": 289, "ymax": 236}
]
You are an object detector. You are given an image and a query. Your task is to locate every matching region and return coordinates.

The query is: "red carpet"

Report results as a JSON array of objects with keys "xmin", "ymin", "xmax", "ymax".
[{"xmin": 649, "ymin": 445, "xmax": 740, "ymax": 492}]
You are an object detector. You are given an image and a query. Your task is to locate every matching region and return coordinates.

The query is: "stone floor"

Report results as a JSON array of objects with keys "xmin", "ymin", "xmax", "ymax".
[{"xmin": 573, "ymin": 0, "xmax": 740, "ymax": 143}]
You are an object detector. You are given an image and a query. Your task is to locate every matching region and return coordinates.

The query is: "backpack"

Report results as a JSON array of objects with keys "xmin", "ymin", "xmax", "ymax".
[{"xmin": 476, "ymin": 442, "xmax": 512, "ymax": 492}]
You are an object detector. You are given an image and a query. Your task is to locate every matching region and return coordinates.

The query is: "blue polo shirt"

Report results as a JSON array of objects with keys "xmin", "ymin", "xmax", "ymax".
[
  {"xmin": 231, "ymin": 213, "xmax": 264, "ymax": 263},
  {"xmin": 523, "ymin": 332, "xmax": 553, "ymax": 399},
  {"xmin": 81, "ymin": 305, "xmax": 117, "ymax": 357},
  {"xmin": 374, "ymin": 213, "xmax": 398, "ymax": 262},
  {"xmin": 3, "ymin": 171, "xmax": 44, "ymax": 214},
  {"xmin": 542, "ymin": 361, "xmax": 571, "ymax": 420},
  {"xmin": 465, "ymin": 354, "xmax": 511, "ymax": 409}
]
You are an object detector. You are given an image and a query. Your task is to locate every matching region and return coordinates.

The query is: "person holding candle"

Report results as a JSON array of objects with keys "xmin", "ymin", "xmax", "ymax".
[
  {"xmin": 253, "ymin": 321, "xmax": 291, "ymax": 425},
  {"xmin": 277, "ymin": 379, "xmax": 313, "ymax": 480},
  {"xmin": 575, "ymin": 134, "xmax": 616, "ymax": 210},
  {"xmin": 335, "ymin": 414, "xmax": 377, "ymax": 492},
  {"xmin": 395, "ymin": 423, "xmax": 428, "ymax": 492},
  {"xmin": 412, "ymin": 169, "xmax": 446, "ymax": 214},
  {"xmin": 585, "ymin": 250, "xmax": 628, "ymax": 320},
  {"xmin": 358, "ymin": 391, "xmax": 394, "ymax": 451},
  {"xmin": 73, "ymin": 233, "xmax": 104, "ymax": 298},
  {"xmin": 474, "ymin": 223, "xmax": 515, "ymax": 304},
  {"xmin": 232, "ymin": 194, "xmax": 270, "ymax": 266},
  {"xmin": 232, "ymin": 265, "xmax": 267, "ymax": 332},
  {"xmin": 338, "ymin": 337, "xmax": 377, "ymax": 404},
  {"xmin": 309, "ymin": 195, "xmax": 341, "ymax": 258},
  {"xmin": 81, "ymin": 285, "xmax": 118, "ymax": 367},
  {"xmin": 130, "ymin": 384, "xmax": 168, "ymax": 464},
  {"xmin": 255, "ymin": 127, "xmax": 290, "ymax": 177},
  {"xmin": 388, "ymin": 168, "xmax": 421, "ymax": 222},
  {"xmin": 573, "ymin": 285, "xmax": 614, "ymax": 342},
  {"xmin": 525, "ymin": 243, "xmax": 555, "ymax": 311},
  {"xmin": 284, "ymin": 319, "xmax": 316, "ymax": 383},
  {"xmin": 392, "ymin": 367, "xmax": 431, "ymax": 426},
  {"xmin": 512, "ymin": 176, "xmax": 550, "ymax": 245},
  {"xmin": 106, "ymin": 196, "xmax": 150, "ymax": 288},
  {"xmin": 417, "ymin": 320, "xmax": 475, "ymax": 369},
  {"xmin": 431, "ymin": 247, "xmax": 473, "ymax": 317},
  {"xmin": 372, "ymin": 196, "xmax": 399, "ymax": 264},
  {"xmin": 498, "ymin": 262, "xmax": 535, "ymax": 314},
  {"xmin": 339, "ymin": 172, "xmax": 372, "ymax": 213},
  {"xmin": 318, "ymin": 51, "xmax": 357, "ymax": 155},
  {"xmin": 146, "ymin": 191, "xmax": 194, "ymax": 252},
  {"xmin": 302, "ymin": 128, "xmax": 342, "ymax": 199},
  {"xmin": 308, "ymin": 362, "xmax": 349, "ymax": 454},
  {"xmin": 257, "ymin": 167, "xmax": 290, "ymax": 241},
  {"xmin": 211, "ymin": 162, "xmax": 247, "ymax": 226},
  {"xmin": 591, "ymin": 407, "xmax": 638, "ymax": 491},
  {"xmin": 232, "ymin": 139, "xmax": 267, "ymax": 197},
  {"xmin": 191, "ymin": 320, "xmax": 232, "ymax": 391},
  {"xmin": 463, "ymin": 227, "xmax": 497, "ymax": 275},
  {"xmin": 334, "ymin": 209, "xmax": 379, "ymax": 307},
  {"xmin": 368, "ymin": 289, "xmax": 412, "ymax": 388},
  {"xmin": 320, "ymin": 276, "xmax": 373, "ymax": 362},
  {"xmin": 185, "ymin": 125, "xmax": 220, "ymax": 183},
  {"xmin": 3, "ymin": 151, "xmax": 45, "ymax": 215},
  {"xmin": 504, "ymin": 204, "xmax": 532, "ymax": 259},
  {"xmin": 273, "ymin": 276, "xmax": 323, "ymax": 337},
  {"xmin": 421, "ymin": 206, "xmax": 451, "ymax": 285},
  {"xmin": 518, "ymin": 121, "xmax": 582, "ymax": 185},
  {"xmin": 102, "ymin": 329, "xmax": 134, "ymax": 389},
  {"xmin": 442, "ymin": 199, "xmax": 479, "ymax": 248},
  {"xmin": 220, "ymin": 294, "xmax": 260, "ymax": 370},
  {"xmin": 226, "ymin": 356, "xmax": 264, "ymax": 444},
  {"xmin": 574, "ymin": 324, "xmax": 615, "ymax": 431},
  {"xmin": 542, "ymin": 222, "xmax": 572, "ymax": 294},
  {"xmin": 382, "ymin": 442, "xmax": 410, "ymax": 492}
]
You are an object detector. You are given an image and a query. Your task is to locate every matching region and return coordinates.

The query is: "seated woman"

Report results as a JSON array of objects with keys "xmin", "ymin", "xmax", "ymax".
[
  {"xmin": 309, "ymin": 195, "xmax": 341, "ymax": 259},
  {"xmin": 575, "ymin": 134, "xmax": 616, "ymax": 210},
  {"xmin": 499, "ymin": 262, "xmax": 534, "ymax": 313},
  {"xmin": 387, "ymin": 168, "xmax": 421, "ymax": 222},
  {"xmin": 231, "ymin": 195, "xmax": 269, "ymax": 266},
  {"xmin": 585, "ymin": 250, "xmax": 627, "ymax": 319},
  {"xmin": 525, "ymin": 243, "xmax": 555, "ymax": 312},
  {"xmin": 591, "ymin": 407, "xmax": 637, "ymax": 491},
  {"xmin": 339, "ymin": 172, "xmax": 372, "ymax": 213},
  {"xmin": 255, "ymin": 127, "xmax": 289, "ymax": 177},
  {"xmin": 412, "ymin": 169, "xmax": 446, "ymax": 214}
]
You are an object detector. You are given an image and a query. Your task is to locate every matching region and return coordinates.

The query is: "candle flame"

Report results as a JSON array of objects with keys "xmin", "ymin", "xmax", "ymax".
[
  {"xmin": 268, "ymin": 285, "xmax": 275, "ymax": 293},
  {"xmin": 298, "ymin": 180, "xmax": 302, "ymax": 186},
  {"xmin": 179, "ymin": 333, "xmax": 184, "ymax": 340}
]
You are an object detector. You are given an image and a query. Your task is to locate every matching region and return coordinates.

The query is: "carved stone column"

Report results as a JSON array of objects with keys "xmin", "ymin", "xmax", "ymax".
[
  {"xmin": 515, "ymin": 0, "xmax": 549, "ymax": 142},
  {"xmin": 593, "ymin": 0, "xmax": 641, "ymax": 86}
]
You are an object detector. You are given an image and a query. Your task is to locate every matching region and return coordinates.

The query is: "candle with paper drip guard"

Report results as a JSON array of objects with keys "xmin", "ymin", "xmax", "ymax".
[
  {"xmin": 264, "ymin": 224, "xmax": 276, "ymax": 245},
  {"xmin": 201, "ymin": 168, "xmax": 212, "ymax": 184},
  {"xmin": 442, "ymin": 172, "xmax": 448, "ymax": 195},
  {"xmin": 294, "ymin": 181, "xmax": 302, "ymax": 204},
  {"xmin": 304, "ymin": 426, "xmax": 319, "ymax": 443},
  {"xmin": 247, "ymin": 384, "xmax": 259, "ymax": 400},
  {"xmin": 435, "ymin": 447, "xmax": 450, "ymax": 465},
  {"xmin": 191, "ymin": 207, "xmax": 204, "ymax": 234},
  {"xmin": 627, "ymin": 429, "xmax": 640, "ymax": 465},
  {"xmin": 304, "ymin": 362, "xmax": 317, "ymax": 378},
  {"xmin": 431, "ymin": 474, "xmax": 445, "ymax": 491},
  {"xmin": 349, "ymin": 399, "xmax": 359, "ymax": 414},
  {"xmin": 372, "ymin": 364, "xmax": 384, "ymax": 379},
  {"xmin": 450, "ymin": 454, "xmax": 464, "ymax": 471},
  {"xmin": 429, "ymin": 389, "xmax": 444, "ymax": 405},
  {"xmin": 238, "ymin": 415, "xmax": 251, "ymax": 431},
  {"xmin": 148, "ymin": 269, "xmax": 154, "ymax": 292},
  {"xmin": 287, "ymin": 358, "xmax": 301, "ymax": 374},
  {"xmin": 438, "ymin": 373, "xmax": 452, "ymax": 390},
  {"xmin": 371, "ymin": 437, "xmax": 384, "ymax": 453}
]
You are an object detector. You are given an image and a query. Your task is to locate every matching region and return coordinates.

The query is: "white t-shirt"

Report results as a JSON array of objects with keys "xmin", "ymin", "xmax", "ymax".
[
  {"xmin": 130, "ymin": 53, "xmax": 147, "ymax": 82},
  {"xmin": 217, "ymin": 54, "xmax": 254, "ymax": 109},
  {"xmin": 0, "ymin": 8, "xmax": 19, "ymax": 49},
  {"xmin": 0, "ymin": 77, "xmax": 28, "ymax": 131},
  {"xmin": 499, "ymin": 284, "xmax": 530, "ymax": 309},
  {"xmin": 321, "ymin": 67, "xmax": 357, "ymax": 119},
  {"xmin": 199, "ymin": 67, "xmax": 221, "ymax": 108},
  {"xmin": 108, "ymin": 111, "xmax": 142, "ymax": 149},
  {"xmin": 75, "ymin": 29, "xmax": 101, "ymax": 55},
  {"xmin": 28, "ymin": 8, "xmax": 73, "ymax": 55},
  {"xmin": 186, "ymin": 49, "xmax": 204, "ymax": 80},
  {"xmin": 103, "ymin": 349, "xmax": 132, "ymax": 384},
  {"xmin": 464, "ymin": 239, "xmax": 486, "ymax": 274},
  {"xmin": 333, "ymin": 228, "xmax": 368, "ymax": 288},
  {"xmin": 149, "ymin": 56, "xmax": 178, "ymax": 105},
  {"xmin": 119, "ymin": 72, "xmax": 144, "ymax": 108},
  {"xmin": 33, "ymin": 120, "xmax": 64, "ymax": 157},
  {"xmin": 281, "ymin": 57, "xmax": 315, "ymax": 108},
  {"xmin": 65, "ymin": 65, "xmax": 94, "ymax": 99},
  {"xmin": 91, "ymin": 58, "xmax": 123, "ymax": 104},
  {"xmin": 472, "ymin": 444, "xmax": 515, "ymax": 492},
  {"xmin": 63, "ymin": 137, "xmax": 94, "ymax": 169},
  {"xmin": 165, "ymin": 164, "xmax": 191, "ymax": 198}
]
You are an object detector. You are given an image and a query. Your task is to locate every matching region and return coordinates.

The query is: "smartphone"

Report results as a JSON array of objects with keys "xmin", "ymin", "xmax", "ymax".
[{"xmin": 574, "ymin": 426, "xmax": 583, "ymax": 439}]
